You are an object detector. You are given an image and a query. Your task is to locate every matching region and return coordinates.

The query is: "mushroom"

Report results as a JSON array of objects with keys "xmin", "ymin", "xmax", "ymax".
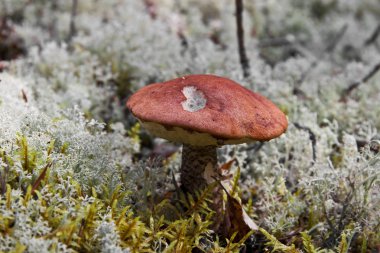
[{"xmin": 127, "ymin": 74, "xmax": 288, "ymax": 231}]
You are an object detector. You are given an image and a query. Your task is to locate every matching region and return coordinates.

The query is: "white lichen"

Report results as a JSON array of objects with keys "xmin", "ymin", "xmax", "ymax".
[{"xmin": 181, "ymin": 86, "xmax": 207, "ymax": 112}]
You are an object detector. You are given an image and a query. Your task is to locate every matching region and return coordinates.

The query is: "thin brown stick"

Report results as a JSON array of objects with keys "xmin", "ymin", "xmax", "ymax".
[
  {"xmin": 67, "ymin": 0, "xmax": 78, "ymax": 43},
  {"xmin": 293, "ymin": 123, "xmax": 317, "ymax": 167},
  {"xmin": 21, "ymin": 89, "xmax": 28, "ymax": 103},
  {"xmin": 325, "ymin": 24, "xmax": 348, "ymax": 54},
  {"xmin": 340, "ymin": 61, "xmax": 380, "ymax": 102},
  {"xmin": 235, "ymin": 0, "xmax": 250, "ymax": 78},
  {"xmin": 364, "ymin": 24, "xmax": 380, "ymax": 46}
]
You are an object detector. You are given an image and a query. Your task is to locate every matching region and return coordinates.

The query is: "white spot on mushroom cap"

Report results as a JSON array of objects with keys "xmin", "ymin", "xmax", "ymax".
[{"xmin": 181, "ymin": 86, "xmax": 207, "ymax": 112}]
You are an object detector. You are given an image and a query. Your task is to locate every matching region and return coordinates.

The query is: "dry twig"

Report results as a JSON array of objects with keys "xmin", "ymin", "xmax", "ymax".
[
  {"xmin": 364, "ymin": 24, "xmax": 380, "ymax": 47},
  {"xmin": 67, "ymin": 0, "xmax": 78, "ymax": 43},
  {"xmin": 235, "ymin": 0, "xmax": 250, "ymax": 78},
  {"xmin": 340, "ymin": 61, "xmax": 380, "ymax": 102},
  {"xmin": 293, "ymin": 123, "xmax": 317, "ymax": 167}
]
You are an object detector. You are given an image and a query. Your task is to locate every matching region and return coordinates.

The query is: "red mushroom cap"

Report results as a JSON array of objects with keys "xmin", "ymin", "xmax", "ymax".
[{"xmin": 127, "ymin": 74, "xmax": 288, "ymax": 146}]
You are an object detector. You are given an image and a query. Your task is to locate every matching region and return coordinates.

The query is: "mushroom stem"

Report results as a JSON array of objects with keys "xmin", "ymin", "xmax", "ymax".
[
  {"xmin": 180, "ymin": 144, "xmax": 224, "ymax": 231},
  {"xmin": 180, "ymin": 144, "xmax": 218, "ymax": 193}
]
